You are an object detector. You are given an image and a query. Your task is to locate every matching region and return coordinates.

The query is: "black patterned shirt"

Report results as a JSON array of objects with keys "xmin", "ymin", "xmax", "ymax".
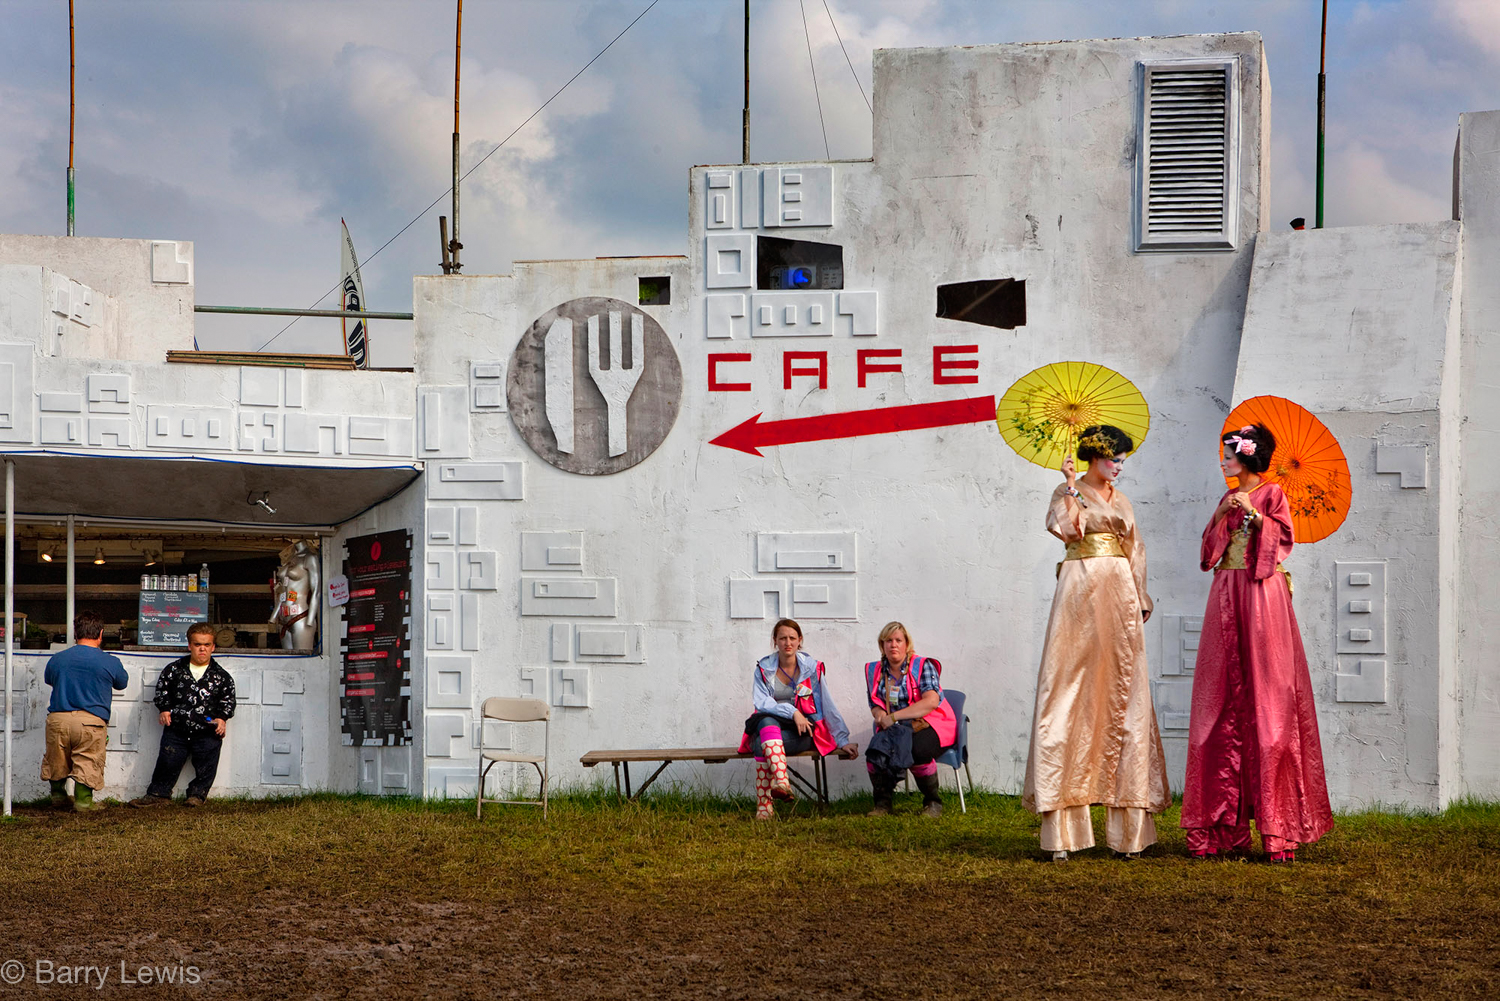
[{"xmin": 153, "ymin": 657, "xmax": 236, "ymax": 736}]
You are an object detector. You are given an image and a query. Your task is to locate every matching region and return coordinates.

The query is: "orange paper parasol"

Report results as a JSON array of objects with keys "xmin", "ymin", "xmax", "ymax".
[{"xmin": 1221, "ymin": 396, "xmax": 1351, "ymax": 544}]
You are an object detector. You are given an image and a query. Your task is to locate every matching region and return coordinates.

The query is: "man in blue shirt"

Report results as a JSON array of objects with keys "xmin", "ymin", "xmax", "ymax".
[{"xmin": 42, "ymin": 609, "xmax": 128, "ymax": 811}]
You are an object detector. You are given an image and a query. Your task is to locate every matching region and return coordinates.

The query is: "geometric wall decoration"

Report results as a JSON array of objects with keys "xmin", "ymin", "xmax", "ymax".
[
  {"xmin": 748, "ymin": 292, "xmax": 835, "ymax": 338},
  {"xmin": 86, "ymin": 372, "xmax": 131, "ymax": 413},
  {"xmin": 1335, "ymin": 561, "xmax": 1387, "ymax": 655},
  {"xmin": 87, "ymin": 417, "xmax": 132, "ymax": 448},
  {"xmin": 283, "ymin": 413, "xmax": 343, "ymax": 455},
  {"xmin": 789, "ymin": 578, "xmax": 857, "ymax": 619},
  {"xmin": 551, "ymin": 667, "xmax": 590, "ymax": 708},
  {"xmin": 705, "ymin": 293, "xmax": 748, "ymax": 340},
  {"xmin": 426, "ymin": 656, "xmax": 473, "ymax": 709},
  {"xmin": 704, "ymin": 169, "xmax": 737, "ymax": 229},
  {"xmin": 471, "ymin": 360, "xmax": 507, "ymax": 411},
  {"xmin": 520, "ymin": 531, "xmax": 584, "ymax": 572},
  {"xmin": 150, "ymin": 240, "xmax": 193, "ymax": 285},
  {"xmin": 424, "ymin": 712, "xmax": 468, "ymax": 757},
  {"xmin": 427, "ymin": 461, "xmax": 524, "ymax": 500},
  {"xmin": 762, "ymin": 166, "xmax": 834, "ymax": 228},
  {"xmin": 705, "ymin": 235, "xmax": 754, "ymax": 289},
  {"xmin": 0, "ymin": 344, "xmax": 36, "ymax": 443},
  {"xmin": 240, "ymin": 368, "xmax": 280, "ymax": 407},
  {"xmin": 1158, "ymin": 614, "xmax": 1204, "ymax": 676},
  {"xmin": 837, "ymin": 290, "xmax": 879, "ymax": 337},
  {"xmin": 347, "ymin": 417, "xmax": 415, "ymax": 457},
  {"xmin": 261, "ymin": 709, "xmax": 304, "ymax": 785},
  {"xmin": 145, "ymin": 406, "xmax": 234, "ymax": 451},
  {"xmin": 729, "ymin": 578, "xmax": 789, "ymax": 620},
  {"xmin": 574, "ymin": 624, "xmax": 645, "ymax": 663},
  {"xmin": 519, "ymin": 578, "xmax": 618, "ymax": 617},
  {"xmin": 1375, "ymin": 442, "xmax": 1428, "ymax": 489},
  {"xmin": 418, "ymin": 386, "xmax": 470, "ymax": 458},
  {"xmin": 755, "ymin": 532, "xmax": 857, "ymax": 572},
  {"xmin": 1335, "ymin": 659, "xmax": 1389, "ymax": 703}
]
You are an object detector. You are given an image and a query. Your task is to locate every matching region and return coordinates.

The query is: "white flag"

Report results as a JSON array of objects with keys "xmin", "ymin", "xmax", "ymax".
[{"xmin": 340, "ymin": 219, "xmax": 370, "ymax": 369}]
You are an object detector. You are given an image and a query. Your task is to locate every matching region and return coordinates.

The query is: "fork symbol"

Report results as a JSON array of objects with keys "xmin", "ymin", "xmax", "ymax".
[{"xmin": 587, "ymin": 311, "xmax": 646, "ymax": 457}]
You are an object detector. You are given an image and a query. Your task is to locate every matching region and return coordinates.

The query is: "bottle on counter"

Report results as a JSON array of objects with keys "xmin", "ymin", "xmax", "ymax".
[
  {"xmin": 141, "ymin": 574, "xmax": 150, "ymax": 589},
  {"xmin": 199, "ymin": 563, "xmax": 210, "ymax": 593},
  {"xmin": 187, "ymin": 573, "xmax": 198, "ymax": 592}
]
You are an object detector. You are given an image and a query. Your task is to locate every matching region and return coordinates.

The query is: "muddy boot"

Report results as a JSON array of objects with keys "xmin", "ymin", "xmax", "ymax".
[
  {"xmin": 50, "ymin": 779, "xmax": 70, "ymax": 810},
  {"xmin": 915, "ymin": 772, "xmax": 943, "ymax": 819},
  {"xmin": 72, "ymin": 784, "xmax": 103, "ymax": 812},
  {"xmin": 867, "ymin": 773, "xmax": 896, "ymax": 817}
]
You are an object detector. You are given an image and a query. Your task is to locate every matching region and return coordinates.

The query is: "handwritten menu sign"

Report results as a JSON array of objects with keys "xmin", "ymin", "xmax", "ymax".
[
  {"xmin": 138, "ymin": 591, "xmax": 210, "ymax": 647},
  {"xmin": 339, "ymin": 530, "xmax": 412, "ymax": 746}
]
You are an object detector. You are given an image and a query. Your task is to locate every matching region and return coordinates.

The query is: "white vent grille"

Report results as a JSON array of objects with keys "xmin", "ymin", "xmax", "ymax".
[{"xmin": 1137, "ymin": 60, "xmax": 1238, "ymax": 251}]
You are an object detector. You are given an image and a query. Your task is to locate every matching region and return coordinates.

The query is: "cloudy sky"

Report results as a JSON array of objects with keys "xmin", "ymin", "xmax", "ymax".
[{"xmin": 2, "ymin": 0, "xmax": 1496, "ymax": 364}]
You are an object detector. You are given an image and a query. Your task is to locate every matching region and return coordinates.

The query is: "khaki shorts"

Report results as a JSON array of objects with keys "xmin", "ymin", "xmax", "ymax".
[{"xmin": 41, "ymin": 710, "xmax": 108, "ymax": 790}]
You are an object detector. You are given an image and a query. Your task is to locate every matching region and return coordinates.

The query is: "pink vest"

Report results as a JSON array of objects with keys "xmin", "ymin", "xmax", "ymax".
[
  {"xmin": 864, "ymin": 656, "xmax": 958, "ymax": 748},
  {"xmin": 740, "ymin": 659, "xmax": 842, "ymax": 756}
]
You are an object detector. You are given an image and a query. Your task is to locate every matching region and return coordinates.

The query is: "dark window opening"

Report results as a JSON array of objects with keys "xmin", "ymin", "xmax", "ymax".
[
  {"xmin": 757, "ymin": 236, "xmax": 844, "ymax": 291},
  {"xmin": 936, "ymin": 278, "xmax": 1026, "ymax": 329},
  {"xmin": 638, "ymin": 276, "xmax": 671, "ymax": 306}
]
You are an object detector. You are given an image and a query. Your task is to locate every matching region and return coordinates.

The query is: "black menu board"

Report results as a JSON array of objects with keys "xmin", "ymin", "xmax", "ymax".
[
  {"xmin": 138, "ymin": 591, "xmax": 210, "ymax": 647},
  {"xmin": 340, "ymin": 530, "xmax": 412, "ymax": 745}
]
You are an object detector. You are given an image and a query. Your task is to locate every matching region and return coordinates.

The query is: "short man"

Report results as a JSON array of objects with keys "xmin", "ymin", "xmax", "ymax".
[
  {"xmin": 42, "ymin": 609, "xmax": 129, "ymax": 811},
  {"xmin": 129, "ymin": 622, "xmax": 236, "ymax": 807}
]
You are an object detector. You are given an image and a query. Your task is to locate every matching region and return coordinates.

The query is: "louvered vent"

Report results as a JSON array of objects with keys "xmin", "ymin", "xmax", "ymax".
[{"xmin": 1138, "ymin": 60, "xmax": 1237, "ymax": 251}]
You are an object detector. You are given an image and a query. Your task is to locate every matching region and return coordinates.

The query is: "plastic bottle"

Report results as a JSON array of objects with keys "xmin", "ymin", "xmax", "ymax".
[{"xmin": 200, "ymin": 563, "xmax": 210, "ymax": 593}]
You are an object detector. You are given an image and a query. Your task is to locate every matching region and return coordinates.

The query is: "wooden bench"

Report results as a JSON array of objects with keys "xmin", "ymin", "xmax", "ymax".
[{"xmin": 580, "ymin": 744, "xmax": 859, "ymax": 806}]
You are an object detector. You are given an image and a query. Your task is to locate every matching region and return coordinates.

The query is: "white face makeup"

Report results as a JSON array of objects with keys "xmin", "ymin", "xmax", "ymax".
[
  {"xmin": 1220, "ymin": 445, "xmax": 1246, "ymax": 480},
  {"xmin": 1091, "ymin": 454, "xmax": 1127, "ymax": 482}
]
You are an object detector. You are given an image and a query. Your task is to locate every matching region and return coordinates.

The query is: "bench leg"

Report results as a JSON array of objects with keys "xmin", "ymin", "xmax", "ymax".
[
  {"xmin": 623, "ymin": 762, "xmax": 633, "ymax": 799},
  {"xmin": 631, "ymin": 761, "xmax": 674, "ymax": 799},
  {"xmin": 610, "ymin": 762, "xmax": 623, "ymax": 800}
]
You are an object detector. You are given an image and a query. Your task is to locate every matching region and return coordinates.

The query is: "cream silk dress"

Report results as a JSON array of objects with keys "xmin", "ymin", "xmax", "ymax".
[{"xmin": 1022, "ymin": 479, "xmax": 1171, "ymax": 853}]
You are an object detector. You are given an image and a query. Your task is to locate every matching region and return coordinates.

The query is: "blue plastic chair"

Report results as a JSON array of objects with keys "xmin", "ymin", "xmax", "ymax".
[{"xmin": 936, "ymin": 689, "xmax": 973, "ymax": 813}]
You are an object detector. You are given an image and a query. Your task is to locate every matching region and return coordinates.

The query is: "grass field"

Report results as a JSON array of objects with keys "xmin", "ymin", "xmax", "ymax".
[{"xmin": 1, "ymin": 790, "xmax": 1497, "ymax": 999}]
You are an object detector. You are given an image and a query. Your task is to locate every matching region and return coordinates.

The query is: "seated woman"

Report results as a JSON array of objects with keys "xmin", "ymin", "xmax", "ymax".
[
  {"xmin": 740, "ymin": 618, "xmax": 854, "ymax": 820},
  {"xmin": 864, "ymin": 621, "xmax": 958, "ymax": 818}
]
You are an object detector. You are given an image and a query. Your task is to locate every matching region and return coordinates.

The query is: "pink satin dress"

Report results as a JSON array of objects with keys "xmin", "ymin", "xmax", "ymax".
[
  {"xmin": 1180, "ymin": 482, "xmax": 1334, "ymax": 855},
  {"xmin": 1023, "ymin": 480, "xmax": 1171, "ymax": 853}
]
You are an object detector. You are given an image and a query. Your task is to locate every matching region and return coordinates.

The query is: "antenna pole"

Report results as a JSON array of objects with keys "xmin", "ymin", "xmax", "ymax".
[
  {"xmin": 67, "ymin": 0, "xmax": 75, "ymax": 236},
  {"xmin": 1316, "ymin": 0, "xmax": 1327, "ymax": 229},
  {"xmin": 449, "ymin": 0, "xmax": 464, "ymax": 272},
  {"xmin": 742, "ymin": 0, "xmax": 750, "ymax": 163}
]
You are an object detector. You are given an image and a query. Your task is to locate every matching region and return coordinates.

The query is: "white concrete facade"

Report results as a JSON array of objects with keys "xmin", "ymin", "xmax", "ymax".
[{"xmin": 3, "ymin": 31, "xmax": 1499, "ymax": 810}]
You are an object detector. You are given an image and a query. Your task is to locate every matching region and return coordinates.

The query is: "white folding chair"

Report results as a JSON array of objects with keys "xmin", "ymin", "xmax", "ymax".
[{"xmin": 476, "ymin": 696, "xmax": 550, "ymax": 820}]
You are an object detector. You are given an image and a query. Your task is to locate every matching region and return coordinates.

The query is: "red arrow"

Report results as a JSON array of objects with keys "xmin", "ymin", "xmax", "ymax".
[{"xmin": 710, "ymin": 395, "xmax": 997, "ymax": 456}]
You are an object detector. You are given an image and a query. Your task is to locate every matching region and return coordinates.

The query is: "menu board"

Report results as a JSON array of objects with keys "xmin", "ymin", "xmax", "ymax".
[
  {"xmin": 339, "ymin": 530, "xmax": 412, "ymax": 746},
  {"xmin": 138, "ymin": 591, "xmax": 210, "ymax": 647}
]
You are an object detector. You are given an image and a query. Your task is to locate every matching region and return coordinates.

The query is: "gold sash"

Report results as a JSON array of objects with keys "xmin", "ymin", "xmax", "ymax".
[
  {"xmin": 1065, "ymin": 532, "xmax": 1126, "ymax": 561},
  {"xmin": 1214, "ymin": 532, "xmax": 1292, "ymax": 592}
]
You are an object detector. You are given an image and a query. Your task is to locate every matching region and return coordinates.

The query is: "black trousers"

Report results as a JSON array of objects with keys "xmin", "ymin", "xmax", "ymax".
[
  {"xmin": 146, "ymin": 727, "xmax": 223, "ymax": 799},
  {"xmin": 744, "ymin": 712, "xmax": 814, "ymax": 757}
]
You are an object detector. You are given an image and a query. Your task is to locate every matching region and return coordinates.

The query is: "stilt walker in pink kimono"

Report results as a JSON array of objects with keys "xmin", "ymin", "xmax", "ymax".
[{"xmin": 1181, "ymin": 424, "xmax": 1334, "ymax": 862}]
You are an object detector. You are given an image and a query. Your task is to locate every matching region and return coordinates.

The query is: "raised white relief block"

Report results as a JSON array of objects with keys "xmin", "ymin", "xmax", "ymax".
[
  {"xmin": 838, "ymin": 291, "xmax": 878, "ymax": 337},
  {"xmin": 1375, "ymin": 443, "xmax": 1429, "ymax": 489},
  {"xmin": 552, "ymin": 668, "xmax": 590, "ymax": 708},
  {"xmin": 1152, "ymin": 680, "xmax": 1194, "ymax": 733},
  {"xmin": 463, "ymin": 552, "xmax": 498, "ymax": 590},
  {"xmin": 240, "ymin": 368, "xmax": 281, "ymax": 407},
  {"xmin": 460, "ymin": 593, "xmax": 479, "ymax": 651},
  {"xmin": 107, "ymin": 712, "xmax": 139, "ymax": 751},
  {"xmin": 575, "ymin": 625, "xmax": 645, "ymax": 663},
  {"xmin": 457, "ymin": 506, "xmax": 478, "ymax": 546},
  {"xmin": 756, "ymin": 533, "xmax": 856, "ymax": 573},
  {"xmin": 749, "ymin": 293, "xmax": 835, "ymax": 337},
  {"xmin": 40, "ymin": 416, "xmax": 82, "ymax": 445},
  {"xmin": 1336, "ymin": 659, "xmax": 1388, "ymax": 703},
  {"xmin": 238, "ymin": 412, "xmax": 279, "ymax": 452},
  {"xmin": 519, "ymin": 667, "xmax": 549, "ymax": 701},
  {"xmin": 86, "ymin": 373, "xmax": 131, "ymax": 413},
  {"xmin": 551, "ymin": 623, "xmax": 571, "ymax": 662},
  {"xmin": 427, "ymin": 462, "xmax": 524, "ymax": 501},
  {"xmin": 419, "ymin": 387, "xmax": 470, "ymax": 458},
  {"xmin": 284, "ymin": 370, "xmax": 304, "ymax": 408},
  {"xmin": 520, "ymin": 577, "xmax": 618, "ymax": 617},
  {"xmin": 38, "ymin": 393, "xmax": 82, "ymax": 413},
  {"xmin": 729, "ymin": 578, "xmax": 788, "ymax": 620},
  {"xmin": 150, "ymin": 240, "xmax": 193, "ymax": 284},
  {"xmin": 262, "ymin": 671, "xmax": 304, "ymax": 706},
  {"xmin": 705, "ymin": 169, "xmax": 737, "ymax": 229},
  {"xmin": 426, "ymin": 656, "xmax": 473, "ymax": 710},
  {"xmin": 521, "ymin": 531, "xmax": 584, "ymax": 572},
  {"xmin": 790, "ymin": 578, "xmax": 856, "ymax": 619},
  {"xmin": 1159, "ymin": 614, "xmax": 1204, "ymax": 676},
  {"xmin": 146, "ymin": 406, "xmax": 234, "ymax": 451},
  {"xmin": 0, "ymin": 345, "xmax": 32, "ymax": 442},
  {"xmin": 283, "ymin": 413, "xmax": 343, "ymax": 455},
  {"xmin": 739, "ymin": 167, "xmax": 761, "ymax": 228},
  {"xmin": 87, "ymin": 417, "xmax": 131, "ymax": 448},
  {"xmin": 428, "ymin": 507, "xmax": 456, "ymax": 543},
  {"xmin": 428, "ymin": 593, "xmax": 456, "ymax": 650},
  {"xmin": 427, "ymin": 551, "xmax": 456, "ymax": 590},
  {"xmin": 706, "ymin": 293, "xmax": 748, "ymax": 340},
  {"xmin": 1336, "ymin": 561, "xmax": 1387, "ymax": 655},
  {"xmin": 706, "ymin": 234, "xmax": 754, "ymax": 289},
  {"xmin": 348, "ymin": 417, "xmax": 415, "ymax": 457},
  {"xmin": 471, "ymin": 360, "xmax": 507, "ymax": 412},
  {"xmin": 763, "ymin": 166, "xmax": 833, "ymax": 228},
  {"xmin": 426, "ymin": 764, "xmax": 479, "ymax": 800},
  {"xmin": 425, "ymin": 712, "xmax": 469, "ymax": 758}
]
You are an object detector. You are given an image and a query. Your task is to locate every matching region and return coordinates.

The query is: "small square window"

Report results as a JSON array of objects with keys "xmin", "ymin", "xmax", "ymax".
[{"xmin": 638, "ymin": 277, "xmax": 670, "ymax": 306}]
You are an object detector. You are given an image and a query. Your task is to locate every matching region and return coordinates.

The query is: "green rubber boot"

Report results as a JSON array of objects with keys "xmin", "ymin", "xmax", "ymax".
[
  {"xmin": 50, "ymin": 779, "xmax": 70, "ymax": 810},
  {"xmin": 72, "ymin": 784, "xmax": 102, "ymax": 812}
]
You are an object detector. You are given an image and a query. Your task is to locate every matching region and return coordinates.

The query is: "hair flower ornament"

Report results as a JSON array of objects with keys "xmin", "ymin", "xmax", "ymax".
[{"xmin": 1225, "ymin": 434, "xmax": 1257, "ymax": 456}]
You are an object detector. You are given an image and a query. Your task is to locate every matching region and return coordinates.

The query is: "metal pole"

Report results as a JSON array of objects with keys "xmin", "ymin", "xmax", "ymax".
[
  {"xmin": 4, "ymin": 460, "xmax": 14, "ymax": 817},
  {"xmin": 66, "ymin": 515, "xmax": 75, "ymax": 645},
  {"xmin": 1316, "ymin": 0, "xmax": 1327, "ymax": 229},
  {"xmin": 67, "ymin": 0, "xmax": 75, "ymax": 236},
  {"xmin": 194, "ymin": 305, "xmax": 414, "ymax": 320},
  {"xmin": 450, "ymin": 0, "xmax": 463, "ymax": 273},
  {"xmin": 742, "ymin": 0, "xmax": 750, "ymax": 164}
]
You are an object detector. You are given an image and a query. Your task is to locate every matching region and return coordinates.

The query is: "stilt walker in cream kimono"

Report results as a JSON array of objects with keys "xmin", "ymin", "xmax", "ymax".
[
  {"xmin": 1022, "ymin": 425, "xmax": 1170, "ymax": 860},
  {"xmin": 272, "ymin": 540, "xmax": 321, "ymax": 650}
]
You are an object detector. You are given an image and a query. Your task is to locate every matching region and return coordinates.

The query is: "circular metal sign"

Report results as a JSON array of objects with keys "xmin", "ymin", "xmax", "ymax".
[{"xmin": 507, "ymin": 296, "xmax": 682, "ymax": 475}]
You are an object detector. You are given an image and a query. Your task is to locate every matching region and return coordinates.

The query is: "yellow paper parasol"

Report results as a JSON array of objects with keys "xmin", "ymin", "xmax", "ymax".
[
  {"xmin": 995, "ymin": 362, "xmax": 1151, "ymax": 469},
  {"xmin": 1221, "ymin": 396, "xmax": 1351, "ymax": 544}
]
